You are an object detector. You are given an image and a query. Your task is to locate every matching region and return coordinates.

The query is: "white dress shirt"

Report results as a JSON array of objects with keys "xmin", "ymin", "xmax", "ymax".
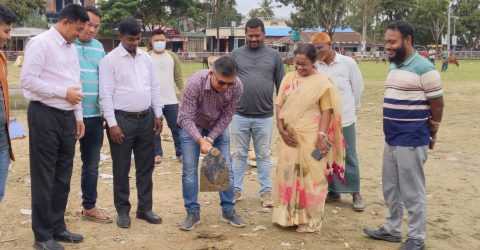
[
  {"xmin": 316, "ymin": 53, "xmax": 364, "ymax": 127},
  {"xmin": 150, "ymin": 52, "xmax": 178, "ymax": 105},
  {"xmin": 21, "ymin": 27, "xmax": 83, "ymax": 120},
  {"xmin": 99, "ymin": 45, "xmax": 163, "ymax": 127}
]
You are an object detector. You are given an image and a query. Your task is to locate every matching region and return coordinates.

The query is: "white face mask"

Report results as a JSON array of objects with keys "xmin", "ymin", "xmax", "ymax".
[{"xmin": 153, "ymin": 41, "xmax": 166, "ymax": 52}]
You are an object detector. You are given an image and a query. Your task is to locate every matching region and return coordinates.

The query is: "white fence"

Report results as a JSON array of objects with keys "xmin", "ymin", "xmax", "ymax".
[{"xmin": 174, "ymin": 51, "xmax": 480, "ymax": 61}]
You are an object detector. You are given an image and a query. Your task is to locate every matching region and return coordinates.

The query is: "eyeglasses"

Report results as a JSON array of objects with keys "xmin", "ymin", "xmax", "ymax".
[
  {"xmin": 213, "ymin": 74, "xmax": 235, "ymax": 87},
  {"xmin": 217, "ymin": 79, "xmax": 235, "ymax": 86}
]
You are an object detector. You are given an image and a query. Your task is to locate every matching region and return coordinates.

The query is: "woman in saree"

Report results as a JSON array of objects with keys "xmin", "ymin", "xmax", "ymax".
[{"xmin": 272, "ymin": 44, "xmax": 345, "ymax": 233}]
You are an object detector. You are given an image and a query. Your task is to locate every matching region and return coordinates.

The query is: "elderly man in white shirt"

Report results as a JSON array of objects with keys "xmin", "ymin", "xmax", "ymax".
[
  {"xmin": 311, "ymin": 32, "xmax": 365, "ymax": 212},
  {"xmin": 99, "ymin": 17, "xmax": 163, "ymax": 229},
  {"xmin": 21, "ymin": 4, "xmax": 89, "ymax": 250}
]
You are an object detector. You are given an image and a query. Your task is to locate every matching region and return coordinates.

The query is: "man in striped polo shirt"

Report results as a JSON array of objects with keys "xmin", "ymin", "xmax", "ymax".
[
  {"xmin": 364, "ymin": 21, "xmax": 444, "ymax": 250},
  {"xmin": 75, "ymin": 6, "xmax": 112, "ymax": 223}
]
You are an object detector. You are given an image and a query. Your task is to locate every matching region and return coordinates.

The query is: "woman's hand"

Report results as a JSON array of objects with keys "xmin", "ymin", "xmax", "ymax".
[
  {"xmin": 278, "ymin": 119, "xmax": 298, "ymax": 147},
  {"xmin": 315, "ymin": 132, "xmax": 330, "ymax": 155}
]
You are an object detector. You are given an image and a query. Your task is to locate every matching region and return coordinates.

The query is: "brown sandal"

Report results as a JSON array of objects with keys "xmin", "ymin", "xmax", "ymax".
[{"xmin": 82, "ymin": 208, "xmax": 113, "ymax": 224}]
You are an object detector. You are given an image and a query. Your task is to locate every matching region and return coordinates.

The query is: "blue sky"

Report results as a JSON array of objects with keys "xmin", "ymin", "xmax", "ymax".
[{"xmin": 236, "ymin": 0, "xmax": 295, "ymax": 18}]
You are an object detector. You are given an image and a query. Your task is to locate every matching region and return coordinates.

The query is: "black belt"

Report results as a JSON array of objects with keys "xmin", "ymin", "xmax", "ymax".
[
  {"xmin": 30, "ymin": 101, "xmax": 74, "ymax": 115},
  {"xmin": 115, "ymin": 109, "xmax": 150, "ymax": 119}
]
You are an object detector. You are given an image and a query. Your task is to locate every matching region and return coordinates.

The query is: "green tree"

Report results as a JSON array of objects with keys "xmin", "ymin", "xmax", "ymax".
[
  {"xmin": 208, "ymin": 0, "xmax": 242, "ymax": 28},
  {"xmin": 0, "ymin": 0, "xmax": 45, "ymax": 25},
  {"xmin": 378, "ymin": 0, "xmax": 416, "ymax": 21},
  {"xmin": 410, "ymin": 0, "xmax": 449, "ymax": 47},
  {"xmin": 206, "ymin": 0, "xmax": 242, "ymax": 51},
  {"xmin": 249, "ymin": 0, "xmax": 275, "ymax": 19},
  {"xmin": 278, "ymin": 0, "xmax": 347, "ymax": 37},
  {"xmin": 345, "ymin": 0, "xmax": 380, "ymax": 51},
  {"xmin": 98, "ymin": 0, "xmax": 206, "ymax": 35},
  {"xmin": 455, "ymin": 0, "xmax": 480, "ymax": 49},
  {"xmin": 98, "ymin": 0, "xmax": 138, "ymax": 36}
]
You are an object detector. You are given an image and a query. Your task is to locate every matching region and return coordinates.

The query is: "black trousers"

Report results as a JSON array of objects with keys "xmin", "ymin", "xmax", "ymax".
[
  {"xmin": 108, "ymin": 110, "xmax": 155, "ymax": 214},
  {"xmin": 28, "ymin": 101, "xmax": 76, "ymax": 242}
]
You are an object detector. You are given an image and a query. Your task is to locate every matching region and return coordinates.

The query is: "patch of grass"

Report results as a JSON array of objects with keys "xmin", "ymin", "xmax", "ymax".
[
  {"xmin": 7, "ymin": 60, "xmax": 479, "ymax": 110},
  {"xmin": 358, "ymin": 60, "xmax": 480, "ymax": 82}
]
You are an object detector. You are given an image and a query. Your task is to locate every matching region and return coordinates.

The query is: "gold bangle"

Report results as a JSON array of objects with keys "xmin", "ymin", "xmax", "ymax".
[{"xmin": 318, "ymin": 131, "xmax": 327, "ymax": 137}]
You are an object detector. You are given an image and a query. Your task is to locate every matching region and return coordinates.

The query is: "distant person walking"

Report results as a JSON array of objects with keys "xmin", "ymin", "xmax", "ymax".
[
  {"xmin": 441, "ymin": 49, "xmax": 449, "ymax": 72},
  {"xmin": 231, "ymin": 18, "xmax": 285, "ymax": 208},
  {"xmin": 364, "ymin": 21, "xmax": 444, "ymax": 250}
]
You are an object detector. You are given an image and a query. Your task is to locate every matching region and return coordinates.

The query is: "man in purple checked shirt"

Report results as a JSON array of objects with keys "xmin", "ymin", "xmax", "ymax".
[{"xmin": 177, "ymin": 56, "xmax": 246, "ymax": 231}]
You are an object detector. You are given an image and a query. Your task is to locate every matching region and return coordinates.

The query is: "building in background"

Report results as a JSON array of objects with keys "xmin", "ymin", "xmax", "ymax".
[
  {"xmin": 204, "ymin": 25, "xmax": 375, "ymax": 53},
  {"xmin": 7, "ymin": 27, "xmax": 47, "ymax": 53},
  {"xmin": 46, "ymin": 0, "xmax": 96, "ymax": 23}
]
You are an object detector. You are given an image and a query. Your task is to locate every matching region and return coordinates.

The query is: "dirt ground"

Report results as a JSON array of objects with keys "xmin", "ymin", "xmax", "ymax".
[{"xmin": 0, "ymin": 79, "xmax": 479, "ymax": 250}]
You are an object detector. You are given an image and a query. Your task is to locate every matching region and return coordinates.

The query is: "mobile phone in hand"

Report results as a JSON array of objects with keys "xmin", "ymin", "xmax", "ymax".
[
  {"xmin": 311, "ymin": 149, "xmax": 324, "ymax": 161},
  {"xmin": 311, "ymin": 142, "xmax": 332, "ymax": 161}
]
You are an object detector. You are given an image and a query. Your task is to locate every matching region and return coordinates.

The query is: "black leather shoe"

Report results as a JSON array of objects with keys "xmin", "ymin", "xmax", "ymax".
[
  {"xmin": 363, "ymin": 227, "xmax": 402, "ymax": 243},
  {"xmin": 136, "ymin": 211, "xmax": 162, "ymax": 224},
  {"xmin": 53, "ymin": 230, "xmax": 84, "ymax": 243},
  {"xmin": 34, "ymin": 240, "xmax": 64, "ymax": 250},
  {"xmin": 117, "ymin": 213, "xmax": 131, "ymax": 228}
]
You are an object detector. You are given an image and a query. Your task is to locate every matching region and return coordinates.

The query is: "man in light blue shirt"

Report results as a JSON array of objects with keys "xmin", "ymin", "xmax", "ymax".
[{"xmin": 75, "ymin": 6, "xmax": 111, "ymax": 224}]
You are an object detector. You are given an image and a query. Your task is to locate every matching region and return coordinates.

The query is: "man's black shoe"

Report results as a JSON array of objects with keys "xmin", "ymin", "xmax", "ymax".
[
  {"xmin": 363, "ymin": 226, "xmax": 402, "ymax": 242},
  {"xmin": 53, "ymin": 230, "xmax": 84, "ymax": 243},
  {"xmin": 117, "ymin": 213, "xmax": 131, "ymax": 228},
  {"xmin": 34, "ymin": 240, "xmax": 64, "ymax": 250},
  {"xmin": 136, "ymin": 211, "xmax": 162, "ymax": 224}
]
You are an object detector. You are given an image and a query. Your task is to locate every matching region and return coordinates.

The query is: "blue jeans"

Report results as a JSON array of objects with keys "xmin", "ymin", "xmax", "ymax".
[
  {"xmin": 180, "ymin": 128, "xmax": 234, "ymax": 215},
  {"xmin": 0, "ymin": 149, "xmax": 10, "ymax": 201},
  {"xmin": 154, "ymin": 104, "xmax": 182, "ymax": 157},
  {"xmin": 79, "ymin": 117, "xmax": 104, "ymax": 209},
  {"xmin": 231, "ymin": 115, "xmax": 273, "ymax": 194}
]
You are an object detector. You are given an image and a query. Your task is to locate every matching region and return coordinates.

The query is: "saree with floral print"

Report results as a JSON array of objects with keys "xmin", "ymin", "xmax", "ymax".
[{"xmin": 272, "ymin": 71, "xmax": 345, "ymax": 233}]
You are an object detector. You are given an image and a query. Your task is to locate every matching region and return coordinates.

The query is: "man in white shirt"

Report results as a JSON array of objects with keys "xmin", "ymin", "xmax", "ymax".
[
  {"xmin": 21, "ymin": 4, "xmax": 88, "ymax": 250},
  {"xmin": 99, "ymin": 17, "xmax": 163, "ymax": 229},
  {"xmin": 311, "ymin": 32, "xmax": 365, "ymax": 212},
  {"xmin": 148, "ymin": 29, "xmax": 184, "ymax": 164}
]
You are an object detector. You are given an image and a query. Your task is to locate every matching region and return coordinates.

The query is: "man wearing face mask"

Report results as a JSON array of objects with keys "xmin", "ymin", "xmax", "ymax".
[
  {"xmin": 149, "ymin": 29, "xmax": 184, "ymax": 164},
  {"xmin": 100, "ymin": 17, "xmax": 164, "ymax": 229},
  {"xmin": 21, "ymin": 4, "xmax": 89, "ymax": 250},
  {"xmin": 311, "ymin": 32, "xmax": 365, "ymax": 212},
  {"xmin": 74, "ymin": 6, "xmax": 112, "ymax": 224},
  {"xmin": 364, "ymin": 21, "xmax": 444, "ymax": 250}
]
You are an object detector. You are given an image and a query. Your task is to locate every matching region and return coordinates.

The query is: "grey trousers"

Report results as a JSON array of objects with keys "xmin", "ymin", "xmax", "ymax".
[{"xmin": 382, "ymin": 144, "xmax": 428, "ymax": 240}]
